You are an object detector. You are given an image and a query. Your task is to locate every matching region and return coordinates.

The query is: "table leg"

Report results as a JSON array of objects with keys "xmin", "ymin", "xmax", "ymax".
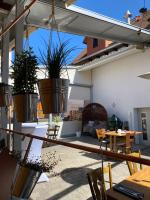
[
  {"xmin": 113, "ymin": 136, "xmax": 117, "ymax": 152},
  {"xmin": 109, "ymin": 136, "xmax": 112, "ymax": 151}
]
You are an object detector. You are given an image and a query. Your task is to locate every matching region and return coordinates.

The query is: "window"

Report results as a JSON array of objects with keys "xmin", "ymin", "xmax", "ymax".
[
  {"xmin": 141, "ymin": 112, "xmax": 148, "ymax": 140},
  {"xmin": 93, "ymin": 38, "xmax": 98, "ymax": 48}
]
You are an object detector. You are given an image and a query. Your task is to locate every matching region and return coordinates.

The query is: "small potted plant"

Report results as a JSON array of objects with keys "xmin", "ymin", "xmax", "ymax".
[
  {"xmin": 11, "ymin": 152, "xmax": 58, "ymax": 199},
  {"xmin": 53, "ymin": 115, "xmax": 62, "ymax": 125},
  {"xmin": 38, "ymin": 41, "xmax": 73, "ymax": 114},
  {"xmin": 11, "ymin": 48, "xmax": 38, "ymax": 122}
]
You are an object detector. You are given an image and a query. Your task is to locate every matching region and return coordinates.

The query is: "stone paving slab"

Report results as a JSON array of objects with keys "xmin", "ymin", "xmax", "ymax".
[{"xmin": 30, "ymin": 136, "xmax": 150, "ymax": 200}]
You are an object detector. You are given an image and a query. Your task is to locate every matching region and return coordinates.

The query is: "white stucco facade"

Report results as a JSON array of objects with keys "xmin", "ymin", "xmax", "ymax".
[{"xmin": 89, "ymin": 47, "xmax": 150, "ymax": 131}]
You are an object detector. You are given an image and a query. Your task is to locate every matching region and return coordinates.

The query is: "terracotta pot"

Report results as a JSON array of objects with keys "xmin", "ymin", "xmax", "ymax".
[
  {"xmin": 12, "ymin": 165, "xmax": 41, "ymax": 199},
  {"xmin": 13, "ymin": 93, "xmax": 38, "ymax": 122},
  {"xmin": 38, "ymin": 78, "xmax": 69, "ymax": 114},
  {"xmin": 0, "ymin": 83, "xmax": 12, "ymax": 107}
]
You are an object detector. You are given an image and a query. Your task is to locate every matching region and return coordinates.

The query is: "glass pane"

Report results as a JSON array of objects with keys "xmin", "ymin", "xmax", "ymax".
[
  {"xmin": 141, "ymin": 113, "xmax": 146, "ymax": 118},
  {"xmin": 141, "ymin": 113, "xmax": 148, "ymax": 140}
]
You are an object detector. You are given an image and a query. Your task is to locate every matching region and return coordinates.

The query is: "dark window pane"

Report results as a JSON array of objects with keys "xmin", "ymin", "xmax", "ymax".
[{"xmin": 93, "ymin": 38, "xmax": 98, "ymax": 48}]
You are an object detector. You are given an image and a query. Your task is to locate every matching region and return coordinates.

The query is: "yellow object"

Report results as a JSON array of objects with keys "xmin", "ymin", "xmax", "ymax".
[
  {"xmin": 87, "ymin": 163, "xmax": 112, "ymax": 200},
  {"xmin": 65, "ymin": 0, "xmax": 76, "ymax": 7},
  {"xmin": 126, "ymin": 151, "xmax": 143, "ymax": 175}
]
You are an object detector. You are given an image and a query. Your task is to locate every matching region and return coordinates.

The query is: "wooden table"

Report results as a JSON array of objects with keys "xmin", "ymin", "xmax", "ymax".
[
  {"xmin": 105, "ymin": 131, "xmax": 142, "ymax": 152},
  {"xmin": 106, "ymin": 166, "xmax": 150, "ymax": 200}
]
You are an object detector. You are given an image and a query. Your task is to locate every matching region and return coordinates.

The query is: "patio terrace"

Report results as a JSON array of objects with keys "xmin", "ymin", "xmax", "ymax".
[
  {"xmin": 30, "ymin": 136, "xmax": 150, "ymax": 200},
  {"xmin": 1, "ymin": 1, "xmax": 150, "ymax": 200}
]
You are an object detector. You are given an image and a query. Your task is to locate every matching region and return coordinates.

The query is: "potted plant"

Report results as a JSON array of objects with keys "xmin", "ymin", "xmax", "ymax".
[
  {"xmin": 38, "ymin": 41, "xmax": 73, "ymax": 114},
  {"xmin": 11, "ymin": 48, "xmax": 38, "ymax": 122},
  {"xmin": 11, "ymin": 152, "xmax": 58, "ymax": 199},
  {"xmin": 0, "ymin": 82, "xmax": 12, "ymax": 107}
]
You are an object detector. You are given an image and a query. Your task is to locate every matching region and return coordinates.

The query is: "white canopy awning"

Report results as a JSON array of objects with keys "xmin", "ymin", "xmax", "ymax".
[
  {"xmin": 1, "ymin": 0, "xmax": 150, "ymax": 46},
  {"xmin": 23, "ymin": 0, "xmax": 150, "ymax": 45}
]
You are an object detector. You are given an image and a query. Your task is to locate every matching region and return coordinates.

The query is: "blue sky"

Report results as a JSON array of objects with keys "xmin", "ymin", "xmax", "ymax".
[{"xmin": 29, "ymin": 0, "xmax": 150, "ymax": 63}]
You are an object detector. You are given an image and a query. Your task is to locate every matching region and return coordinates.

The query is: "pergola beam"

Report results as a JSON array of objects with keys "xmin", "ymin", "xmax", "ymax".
[
  {"xmin": 0, "ymin": 2, "xmax": 12, "ymax": 11},
  {"xmin": 65, "ymin": 0, "xmax": 76, "ymax": 6},
  {"xmin": 0, "ymin": 17, "xmax": 9, "ymax": 141},
  {"xmin": 0, "ymin": 0, "xmax": 37, "ymax": 40}
]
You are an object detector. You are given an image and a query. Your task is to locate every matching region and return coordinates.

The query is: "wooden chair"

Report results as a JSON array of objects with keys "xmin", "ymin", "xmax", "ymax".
[
  {"xmin": 126, "ymin": 151, "xmax": 143, "ymax": 175},
  {"xmin": 47, "ymin": 125, "xmax": 60, "ymax": 140},
  {"xmin": 87, "ymin": 163, "xmax": 112, "ymax": 200},
  {"xmin": 116, "ymin": 133, "xmax": 132, "ymax": 153},
  {"xmin": 96, "ymin": 129, "xmax": 110, "ymax": 150}
]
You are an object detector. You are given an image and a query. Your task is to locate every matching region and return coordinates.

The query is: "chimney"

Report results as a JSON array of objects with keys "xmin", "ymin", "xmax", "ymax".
[{"xmin": 124, "ymin": 10, "xmax": 132, "ymax": 24}]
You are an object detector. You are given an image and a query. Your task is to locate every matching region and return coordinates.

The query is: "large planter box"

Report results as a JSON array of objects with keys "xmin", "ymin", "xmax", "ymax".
[{"xmin": 13, "ymin": 93, "xmax": 38, "ymax": 122}]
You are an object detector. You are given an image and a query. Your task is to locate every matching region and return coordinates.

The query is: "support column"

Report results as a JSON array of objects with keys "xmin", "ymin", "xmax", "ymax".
[
  {"xmin": 0, "ymin": 18, "xmax": 10, "ymax": 141},
  {"xmin": 13, "ymin": 0, "xmax": 25, "ymax": 152}
]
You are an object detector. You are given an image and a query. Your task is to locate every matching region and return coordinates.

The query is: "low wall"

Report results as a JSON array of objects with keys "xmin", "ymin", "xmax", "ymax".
[{"xmin": 57, "ymin": 121, "xmax": 82, "ymax": 138}]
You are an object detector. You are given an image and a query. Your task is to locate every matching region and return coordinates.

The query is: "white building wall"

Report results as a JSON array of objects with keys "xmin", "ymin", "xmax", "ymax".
[{"xmin": 92, "ymin": 48, "xmax": 150, "ymax": 129}]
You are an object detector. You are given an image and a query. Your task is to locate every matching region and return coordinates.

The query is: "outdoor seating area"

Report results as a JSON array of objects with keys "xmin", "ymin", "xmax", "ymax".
[
  {"xmin": 28, "ymin": 136, "xmax": 150, "ymax": 200},
  {"xmin": 0, "ymin": 124, "xmax": 149, "ymax": 200},
  {"xmin": 95, "ymin": 129, "xmax": 143, "ymax": 153},
  {"xmin": 1, "ymin": 0, "xmax": 150, "ymax": 200}
]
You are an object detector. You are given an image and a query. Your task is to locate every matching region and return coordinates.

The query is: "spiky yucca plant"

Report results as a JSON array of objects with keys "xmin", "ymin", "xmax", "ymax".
[{"xmin": 40, "ymin": 41, "xmax": 73, "ymax": 78}]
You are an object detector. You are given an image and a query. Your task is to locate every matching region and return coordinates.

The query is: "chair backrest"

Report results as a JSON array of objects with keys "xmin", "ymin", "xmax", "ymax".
[
  {"xmin": 126, "ymin": 151, "xmax": 142, "ymax": 175},
  {"xmin": 87, "ymin": 163, "xmax": 112, "ymax": 200},
  {"xmin": 96, "ymin": 129, "xmax": 106, "ymax": 139},
  {"xmin": 103, "ymin": 163, "xmax": 112, "ymax": 189}
]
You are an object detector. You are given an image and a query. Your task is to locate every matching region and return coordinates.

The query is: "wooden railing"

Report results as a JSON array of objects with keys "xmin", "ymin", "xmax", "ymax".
[{"xmin": 1, "ymin": 127, "xmax": 150, "ymax": 166}]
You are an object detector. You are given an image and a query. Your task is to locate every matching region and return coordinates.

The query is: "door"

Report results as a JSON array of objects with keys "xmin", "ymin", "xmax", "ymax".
[{"xmin": 138, "ymin": 108, "xmax": 150, "ymax": 145}]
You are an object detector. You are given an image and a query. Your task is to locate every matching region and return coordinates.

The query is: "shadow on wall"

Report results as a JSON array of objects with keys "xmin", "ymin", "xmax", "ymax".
[{"xmin": 67, "ymin": 69, "xmax": 91, "ymax": 101}]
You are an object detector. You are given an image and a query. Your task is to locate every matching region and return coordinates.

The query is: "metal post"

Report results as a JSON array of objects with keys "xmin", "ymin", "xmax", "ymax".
[
  {"xmin": 13, "ymin": 0, "xmax": 25, "ymax": 152},
  {"xmin": 0, "ymin": 18, "xmax": 9, "ymax": 142}
]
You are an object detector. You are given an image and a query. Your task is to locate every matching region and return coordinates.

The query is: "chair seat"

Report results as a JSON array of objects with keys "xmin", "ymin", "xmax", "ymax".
[
  {"xmin": 101, "ymin": 139, "xmax": 110, "ymax": 144},
  {"xmin": 47, "ymin": 125, "xmax": 60, "ymax": 140}
]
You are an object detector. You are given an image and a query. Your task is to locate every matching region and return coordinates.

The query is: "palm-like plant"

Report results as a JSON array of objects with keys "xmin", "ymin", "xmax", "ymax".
[
  {"xmin": 38, "ymin": 40, "xmax": 74, "ymax": 114},
  {"xmin": 40, "ymin": 41, "xmax": 73, "ymax": 78}
]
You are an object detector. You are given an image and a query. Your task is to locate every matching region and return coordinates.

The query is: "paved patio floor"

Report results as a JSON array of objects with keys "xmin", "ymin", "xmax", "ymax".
[{"xmin": 30, "ymin": 136, "xmax": 150, "ymax": 200}]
